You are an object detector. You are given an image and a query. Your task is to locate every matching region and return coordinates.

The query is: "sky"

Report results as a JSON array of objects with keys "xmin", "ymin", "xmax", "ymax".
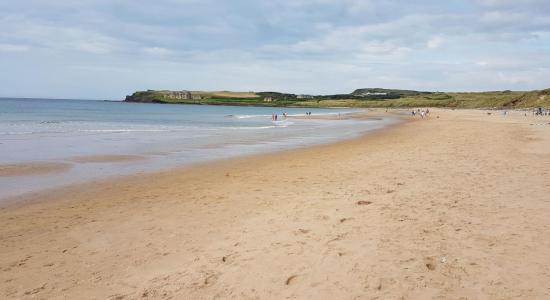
[{"xmin": 1, "ymin": 0, "xmax": 549, "ymax": 99}]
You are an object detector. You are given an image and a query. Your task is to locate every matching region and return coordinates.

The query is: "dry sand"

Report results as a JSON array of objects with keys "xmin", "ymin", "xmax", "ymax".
[{"xmin": 1, "ymin": 109, "xmax": 550, "ymax": 299}]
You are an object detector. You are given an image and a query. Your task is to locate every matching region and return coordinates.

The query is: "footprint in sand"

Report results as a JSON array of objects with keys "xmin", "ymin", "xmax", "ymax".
[
  {"xmin": 286, "ymin": 275, "xmax": 298, "ymax": 285},
  {"xmin": 424, "ymin": 257, "xmax": 437, "ymax": 271},
  {"xmin": 357, "ymin": 200, "xmax": 372, "ymax": 205}
]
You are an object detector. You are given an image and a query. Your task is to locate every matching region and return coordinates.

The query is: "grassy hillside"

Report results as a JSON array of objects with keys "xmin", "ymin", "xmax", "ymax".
[
  {"xmin": 351, "ymin": 88, "xmax": 430, "ymax": 98},
  {"xmin": 193, "ymin": 91, "xmax": 258, "ymax": 98},
  {"xmin": 361, "ymin": 90, "xmax": 550, "ymax": 108},
  {"xmin": 124, "ymin": 89, "xmax": 550, "ymax": 109}
]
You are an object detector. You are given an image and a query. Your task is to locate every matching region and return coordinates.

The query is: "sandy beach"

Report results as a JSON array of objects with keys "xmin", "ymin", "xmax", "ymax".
[{"xmin": 1, "ymin": 109, "xmax": 550, "ymax": 299}]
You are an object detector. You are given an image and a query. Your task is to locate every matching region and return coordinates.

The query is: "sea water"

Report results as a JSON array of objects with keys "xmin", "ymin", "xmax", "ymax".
[{"xmin": 0, "ymin": 98, "xmax": 396, "ymax": 200}]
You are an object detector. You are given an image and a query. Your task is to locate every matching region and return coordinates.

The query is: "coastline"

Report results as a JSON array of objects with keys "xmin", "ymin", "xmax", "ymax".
[
  {"xmin": 1, "ymin": 109, "xmax": 550, "ymax": 298},
  {"xmin": 0, "ymin": 110, "xmax": 403, "ymax": 208},
  {"xmin": 0, "ymin": 109, "xmax": 395, "ymax": 204}
]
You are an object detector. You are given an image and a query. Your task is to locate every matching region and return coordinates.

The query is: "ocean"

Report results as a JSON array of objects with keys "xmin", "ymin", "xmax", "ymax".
[{"xmin": 0, "ymin": 98, "xmax": 395, "ymax": 200}]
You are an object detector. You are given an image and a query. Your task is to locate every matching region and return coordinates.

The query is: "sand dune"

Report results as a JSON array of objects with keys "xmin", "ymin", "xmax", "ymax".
[{"xmin": 1, "ymin": 109, "xmax": 550, "ymax": 299}]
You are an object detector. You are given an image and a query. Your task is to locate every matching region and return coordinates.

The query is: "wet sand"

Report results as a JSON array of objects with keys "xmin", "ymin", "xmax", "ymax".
[
  {"xmin": 0, "ymin": 162, "xmax": 71, "ymax": 177},
  {"xmin": 69, "ymin": 155, "xmax": 147, "ymax": 163},
  {"xmin": 1, "ymin": 109, "xmax": 550, "ymax": 299}
]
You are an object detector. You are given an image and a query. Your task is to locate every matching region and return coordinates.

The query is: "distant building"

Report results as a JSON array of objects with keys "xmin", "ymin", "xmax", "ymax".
[
  {"xmin": 297, "ymin": 94, "xmax": 314, "ymax": 99},
  {"xmin": 363, "ymin": 92, "xmax": 387, "ymax": 96},
  {"xmin": 192, "ymin": 94, "xmax": 202, "ymax": 100},
  {"xmin": 182, "ymin": 91, "xmax": 192, "ymax": 99},
  {"xmin": 161, "ymin": 90, "xmax": 192, "ymax": 100},
  {"xmin": 263, "ymin": 97, "xmax": 273, "ymax": 102}
]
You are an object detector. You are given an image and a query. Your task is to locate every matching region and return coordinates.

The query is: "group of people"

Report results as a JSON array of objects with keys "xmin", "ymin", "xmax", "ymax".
[
  {"xmin": 271, "ymin": 111, "xmax": 313, "ymax": 121},
  {"xmin": 271, "ymin": 112, "xmax": 288, "ymax": 121},
  {"xmin": 411, "ymin": 108, "xmax": 430, "ymax": 118},
  {"xmin": 534, "ymin": 107, "xmax": 549, "ymax": 116},
  {"xmin": 500, "ymin": 107, "xmax": 550, "ymax": 117}
]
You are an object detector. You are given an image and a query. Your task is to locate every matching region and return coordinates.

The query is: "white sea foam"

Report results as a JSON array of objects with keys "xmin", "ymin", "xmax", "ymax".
[{"xmin": 232, "ymin": 114, "xmax": 272, "ymax": 119}]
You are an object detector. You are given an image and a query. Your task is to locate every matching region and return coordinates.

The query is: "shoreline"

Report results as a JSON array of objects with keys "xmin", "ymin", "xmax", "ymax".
[
  {"xmin": 0, "ymin": 109, "xmax": 406, "ymax": 209},
  {"xmin": 1, "ymin": 109, "xmax": 550, "ymax": 298},
  {"xmin": 0, "ymin": 109, "xmax": 401, "ymax": 206}
]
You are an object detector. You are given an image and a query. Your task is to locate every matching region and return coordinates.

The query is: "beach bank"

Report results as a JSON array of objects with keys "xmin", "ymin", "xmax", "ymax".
[{"xmin": 1, "ymin": 109, "xmax": 550, "ymax": 299}]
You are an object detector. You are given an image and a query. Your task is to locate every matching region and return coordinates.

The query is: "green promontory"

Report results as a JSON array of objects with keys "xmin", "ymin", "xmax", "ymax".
[{"xmin": 124, "ymin": 88, "xmax": 550, "ymax": 109}]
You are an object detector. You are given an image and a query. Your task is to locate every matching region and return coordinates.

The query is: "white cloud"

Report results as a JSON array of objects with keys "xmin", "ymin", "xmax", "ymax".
[
  {"xmin": 143, "ymin": 47, "xmax": 173, "ymax": 56},
  {"xmin": 426, "ymin": 37, "xmax": 444, "ymax": 49},
  {"xmin": 0, "ymin": 17, "xmax": 127, "ymax": 54},
  {"xmin": 0, "ymin": 0, "xmax": 549, "ymax": 98},
  {"xmin": 0, "ymin": 43, "xmax": 29, "ymax": 52}
]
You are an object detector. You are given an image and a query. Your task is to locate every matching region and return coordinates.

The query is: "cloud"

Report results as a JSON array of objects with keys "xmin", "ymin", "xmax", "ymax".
[
  {"xmin": 143, "ymin": 47, "xmax": 173, "ymax": 56},
  {"xmin": 426, "ymin": 37, "xmax": 444, "ymax": 49},
  {"xmin": 0, "ymin": 0, "xmax": 549, "ymax": 98},
  {"xmin": 0, "ymin": 16, "xmax": 129, "ymax": 54},
  {"xmin": 0, "ymin": 43, "xmax": 29, "ymax": 52}
]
